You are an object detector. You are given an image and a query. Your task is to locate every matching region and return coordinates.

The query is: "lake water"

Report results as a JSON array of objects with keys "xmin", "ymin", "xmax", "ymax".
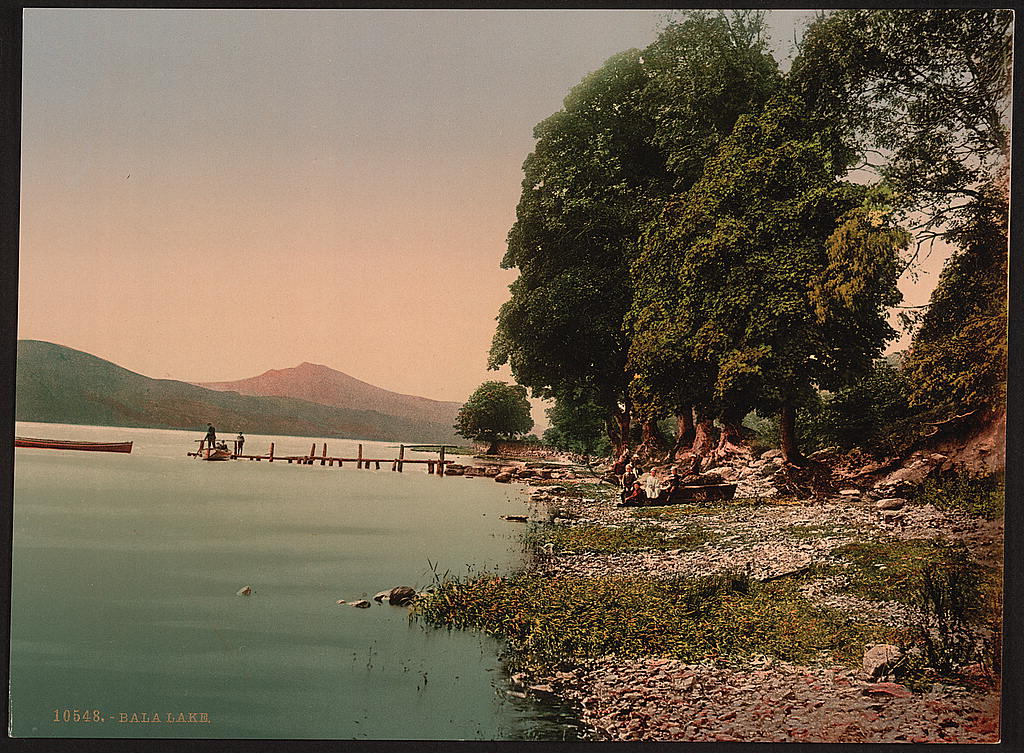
[{"xmin": 9, "ymin": 422, "xmax": 580, "ymax": 740}]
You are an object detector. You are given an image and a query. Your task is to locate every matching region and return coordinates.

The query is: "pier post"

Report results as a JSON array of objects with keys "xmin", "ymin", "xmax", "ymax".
[
  {"xmin": 309, "ymin": 443, "xmax": 316, "ymax": 464},
  {"xmin": 358, "ymin": 444, "xmax": 363, "ymax": 469},
  {"xmin": 427, "ymin": 460, "xmax": 435, "ymax": 474},
  {"xmin": 398, "ymin": 444, "xmax": 405, "ymax": 472},
  {"xmin": 391, "ymin": 460, "xmax": 397, "ymax": 471},
  {"xmin": 321, "ymin": 443, "xmax": 327, "ymax": 466},
  {"xmin": 439, "ymin": 446, "xmax": 445, "ymax": 476},
  {"xmin": 375, "ymin": 460, "xmax": 381, "ymax": 470},
  {"xmin": 269, "ymin": 442, "xmax": 275, "ymax": 462}
]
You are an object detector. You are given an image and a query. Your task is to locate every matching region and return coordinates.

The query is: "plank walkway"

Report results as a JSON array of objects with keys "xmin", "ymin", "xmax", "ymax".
[{"xmin": 188, "ymin": 440, "xmax": 451, "ymax": 474}]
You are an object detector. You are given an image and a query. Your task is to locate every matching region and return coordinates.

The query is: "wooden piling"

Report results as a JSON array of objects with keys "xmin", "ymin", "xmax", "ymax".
[
  {"xmin": 375, "ymin": 460, "xmax": 381, "ymax": 470},
  {"xmin": 427, "ymin": 460, "xmax": 435, "ymax": 474},
  {"xmin": 398, "ymin": 444, "xmax": 405, "ymax": 472},
  {"xmin": 439, "ymin": 446, "xmax": 446, "ymax": 476},
  {"xmin": 357, "ymin": 444, "xmax": 363, "ymax": 469},
  {"xmin": 321, "ymin": 443, "xmax": 327, "ymax": 466},
  {"xmin": 269, "ymin": 442, "xmax": 275, "ymax": 462},
  {"xmin": 391, "ymin": 460, "xmax": 397, "ymax": 471}
]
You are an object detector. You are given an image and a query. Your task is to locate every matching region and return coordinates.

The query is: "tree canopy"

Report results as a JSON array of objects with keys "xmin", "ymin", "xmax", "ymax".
[
  {"xmin": 454, "ymin": 381, "xmax": 534, "ymax": 446},
  {"xmin": 489, "ymin": 11, "xmax": 782, "ymax": 454},
  {"xmin": 628, "ymin": 95, "xmax": 906, "ymax": 461}
]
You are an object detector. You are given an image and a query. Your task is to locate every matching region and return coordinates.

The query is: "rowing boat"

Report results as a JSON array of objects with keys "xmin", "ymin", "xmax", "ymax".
[{"xmin": 15, "ymin": 437, "xmax": 133, "ymax": 453}]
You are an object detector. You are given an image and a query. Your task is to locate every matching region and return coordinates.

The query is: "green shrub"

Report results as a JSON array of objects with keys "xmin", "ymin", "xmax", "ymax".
[{"xmin": 914, "ymin": 471, "xmax": 1004, "ymax": 518}]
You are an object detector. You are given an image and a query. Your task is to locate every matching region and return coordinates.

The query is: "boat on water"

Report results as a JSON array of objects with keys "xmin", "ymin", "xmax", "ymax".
[
  {"xmin": 201, "ymin": 447, "xmax": 232, "ymax": 461},
  {"xmin": 15, "ymin": 437, "xmax": 133, "ymax": 453}
]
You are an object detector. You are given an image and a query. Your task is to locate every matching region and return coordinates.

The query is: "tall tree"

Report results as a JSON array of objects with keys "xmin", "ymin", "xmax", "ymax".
[
  {"xmin": 489, "ymin": 11, "xmax": 781, "ymax": 456},
  {"xmin": 629, "ymin": 95, "xmax": 906, "ymax": 464},
  {"xmin": 901, "ymin": 186, "xmax": 1008, "ymax": 416},
  {"xmin": 791, "ymin": 9, "xmax": 1011, "ymax": 427},
  {"xmin": 790, "ymin": 9, "xmax": 1011, "ymax": 236},
  {"xmin": 454, "ymin": 381, "xmax": 534, "ymax": 453}
]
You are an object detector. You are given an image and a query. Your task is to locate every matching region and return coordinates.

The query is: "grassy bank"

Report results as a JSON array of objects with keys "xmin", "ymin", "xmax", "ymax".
[{"xmin": 414, "ymin": 571, "xmax": 894, "ymax": 673}]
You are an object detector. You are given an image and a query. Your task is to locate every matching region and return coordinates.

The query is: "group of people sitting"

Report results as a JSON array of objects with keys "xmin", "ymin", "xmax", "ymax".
[{"xmin": 611, "ymin": 451, "xmax": 684, "ymax": 507}]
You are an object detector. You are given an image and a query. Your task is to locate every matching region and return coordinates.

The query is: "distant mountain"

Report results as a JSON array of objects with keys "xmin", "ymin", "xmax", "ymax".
[
  {"xmin": 196, "ymin": 362, "xmax": 461, "ymax": 428},
  {"xmin": 15, "ymin": 340, "xmax": 462, "ymax": 444}
]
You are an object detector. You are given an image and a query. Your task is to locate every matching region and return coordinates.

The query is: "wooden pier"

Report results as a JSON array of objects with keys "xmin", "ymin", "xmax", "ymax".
[{"xmin": 188, "ymin": 440, "xmax": 451, "ymax": 475}]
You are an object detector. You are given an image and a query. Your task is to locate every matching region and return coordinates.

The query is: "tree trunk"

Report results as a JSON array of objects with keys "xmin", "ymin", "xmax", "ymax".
[
  {"xmin": 608, "ymin": 403, "xmax": 631, "ymax": 458},
  {"xmin": 779, "ymin": 402, "xmax": 806, "ymax": 466},
  {"xmin": 691, "ymin": 412, "xmax": 717, "ymax": 459},
  {"xmin": 713, "ymin": 416, "xmax": 748, "ymax": 460},
  {"xmin": 670, "ymin": 407, "xmax": 696, "ymax": 459}
]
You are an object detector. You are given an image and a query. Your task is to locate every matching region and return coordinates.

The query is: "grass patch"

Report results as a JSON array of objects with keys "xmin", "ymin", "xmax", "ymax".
[
  {"xmin": 819, "ymin": 538, "xmax": 999, "ymax": 610},
  {"xmin": 413, "ymin": 572, "xmax": 893, "ymax": 672},
  {"xmin": 524, "ymin": 523, "xmax": 709, "ymax": 554},
  {"xmin": 913, "ymin": 472, "xmax": 1004, "ymax": 519}
]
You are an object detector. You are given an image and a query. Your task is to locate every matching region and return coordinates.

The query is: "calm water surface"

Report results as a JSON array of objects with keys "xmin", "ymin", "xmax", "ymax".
[{"xmin": 10, "ymin": 423, "xmax": 579, "ymax": 740}]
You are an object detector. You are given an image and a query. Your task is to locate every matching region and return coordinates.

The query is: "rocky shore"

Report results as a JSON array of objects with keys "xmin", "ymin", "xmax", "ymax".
[{"xmin": 450, "ymin": 451, "xmax": 1003, "ymax": 743}]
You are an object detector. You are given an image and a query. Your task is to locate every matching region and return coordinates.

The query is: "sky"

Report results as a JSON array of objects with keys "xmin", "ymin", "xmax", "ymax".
[{"xmin": 18, "ymin": 8, "xmax": 947, "ymax": 430}]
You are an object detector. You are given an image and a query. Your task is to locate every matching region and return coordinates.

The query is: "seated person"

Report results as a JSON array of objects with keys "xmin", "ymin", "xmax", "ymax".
[
  {"xmin": 618, "ymin": 481, "xmax": 647, "ymax": 507},
  {"xmin": 620, "ymin": 465, "xmax": 638, "ymax": 501}
]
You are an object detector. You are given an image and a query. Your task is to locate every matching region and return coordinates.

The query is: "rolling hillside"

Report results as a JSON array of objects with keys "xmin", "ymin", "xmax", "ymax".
[
  {"xmin": 196, "ymin": 362, "xmax": 461, "ymax": 427},
  {"xmin": 15, "ymin": 340, "xmax": 462, "ymax": 443}
]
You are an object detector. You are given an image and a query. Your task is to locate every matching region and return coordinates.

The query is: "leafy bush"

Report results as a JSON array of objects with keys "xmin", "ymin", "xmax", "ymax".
[{"xmin": 914, "ymin": 471, "xmax": 1004, "ymax": 518}]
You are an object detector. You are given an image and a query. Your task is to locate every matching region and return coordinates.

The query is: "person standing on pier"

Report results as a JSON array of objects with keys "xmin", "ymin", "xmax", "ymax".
[
  {"xmin": 236, "ymin": 431, "xmax": 245, "ymax": 455},
  {"xmin": 205, "ymin": 423, "xmax": 216, "ymax": 450}
]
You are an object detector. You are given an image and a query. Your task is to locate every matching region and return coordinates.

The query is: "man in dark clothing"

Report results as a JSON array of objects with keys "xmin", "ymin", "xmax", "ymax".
[
  {"xmin": 205, "ymin": 423, "xmax": 216, "ymax": 450},
  {"xmin": 236, "ymin": 432, "xmax": 245, "ymax": 455},
  {"xmin": 620, "ymin": 464, "xmax": 638, "ymax": 502},
  {"xmin": 619, "ymin": 481, "xmax": 646, "ymax": 507}
]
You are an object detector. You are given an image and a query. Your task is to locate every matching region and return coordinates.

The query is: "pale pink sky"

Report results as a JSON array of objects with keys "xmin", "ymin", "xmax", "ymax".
[{"xmin": 19, "ymin": 9, "xmax": 946, "ymax": 428}]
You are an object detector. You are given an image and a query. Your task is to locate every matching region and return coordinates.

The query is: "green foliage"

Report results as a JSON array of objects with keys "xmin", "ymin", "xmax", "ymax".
[
  {"xmin": 791, "ymin": 9, "xmax": 1011, "ymax": 226},
  {"xmin": 913, "ymin": 472, "xmax": 1004, "ymax": 519},
  {"xmin": 542, "ymin": 396, "xmax": 611, "ymax": 457},
  {"xmin": 797, "ymin": 359, "xmax": 924, "ymax": 456},
  {"xmin": 820, "ymin": 538, "xmax": 985, "ymax": 606},
  {"xmin": 454, "ymin": 381, "xmax": 534, "ymax": 443},
  {"xmin": 628, "ymin": 95, "xmax": 905, "ymax": 442},
  {"xmin": 901, "ymin": 191, "xmax": 1008, "ymax": 415},
  {"xmin": 415, "ymin": 572, "xmax": 891, "ymax": 671},
  {"xmin": 490, "ymin": 11, "xmax": 783, "ymax": 437}
]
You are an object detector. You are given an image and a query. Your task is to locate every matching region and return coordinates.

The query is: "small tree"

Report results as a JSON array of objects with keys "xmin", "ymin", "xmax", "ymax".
[{"xmin": 454, "ymin": 382, "xmax": 534, "ymax": 453}]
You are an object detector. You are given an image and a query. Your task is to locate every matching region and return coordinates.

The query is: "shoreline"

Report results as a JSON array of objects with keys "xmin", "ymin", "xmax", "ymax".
[{"xmin": 415, "ymin": 460, "xmax": 1003, "ymax": 743}]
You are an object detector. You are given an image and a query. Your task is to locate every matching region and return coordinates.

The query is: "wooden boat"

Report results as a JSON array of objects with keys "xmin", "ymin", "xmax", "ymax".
[
  {"xmin": 201, "ymin": 447, "xmax": 232, "ymax": 461},
  {"xmin": 670, "ymin": 483, "xmax": 738, "ymax": 503},
  {"xmin": 15, "ymin": 437, "xmax": 133, "ymax": 453}
]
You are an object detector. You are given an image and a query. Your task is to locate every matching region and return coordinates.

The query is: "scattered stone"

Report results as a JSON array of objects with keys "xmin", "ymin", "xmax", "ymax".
[
  {"xmin": 387, "ymin": 586, "xmax": 418, "ymax": 606},
  {"xmin": 839, "ymin": 489, "xmax": 861, "ymax": 497},
  {"xmin": 495, "ymin": 473, "xmax": 513, "ymax": 483},
  {"xmin": 875, "ymin": 498, "xmax": 907, "ymax": 511},
  {"xmin": 863, "ymin": 645, "xmax": 903, "ymax": 678},
  {"xmin": 863, "ymin": 682, "xmax": 914, "ymax": 699},
  {"xmin": 336, "ymin": 599, "xmax": 347, "ymax": 605},
  {"xmin": 373, "ymin": 590, "xmax": 390, "ymax": 603},
  {"xmin": 236, "ymin": 586, "xmax": 253, "ymax": 596},
  {"xmin": 350, "ymin": 600, "xmax": 371, "ymax": 608}
]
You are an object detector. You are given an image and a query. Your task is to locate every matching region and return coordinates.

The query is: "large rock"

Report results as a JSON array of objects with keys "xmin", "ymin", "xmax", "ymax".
[
  {"xmin": 351, "ymin": 600, "xmax": 372, "ymax": 609},
  {"xmin": 760, "ymin": 449, "xmax": 783, "ymax": 461},
  {"xmin": 387, "ymin": 586, "xmax": 418, "ymax": 606},
  {"xmin": 494, "ymin": 472, "xmax": 513, "ymax": 483},
  {"xmin": 863, "ymin": 644, "xmax": 903, "ymax": 678},
  {"xmin": 875, "ymin": 497, "xmax": 907, "ymax": 511}
]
